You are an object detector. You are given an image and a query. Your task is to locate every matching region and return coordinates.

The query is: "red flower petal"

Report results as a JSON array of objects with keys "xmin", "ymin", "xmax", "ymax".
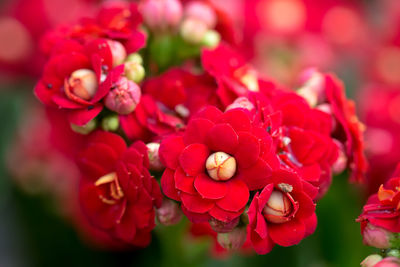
[
  {"xmin": 236, "ymin": 158, "xmax": 272, "ymax": 190},
  {"xmin": 209, "ymin": 205, "xmax": 242, "ymax": 222},
  {"xmin": 206, "ymin": 123, "xmax": 239, "ymax": 154},
  {"xmin": 218, "ymin": 109, "xmax": 251, "ymax": 132},
  {"xmin": 183, "ymin": 118, "xmax": 214, "ymax": 145},
  {"xmin": 193, "ymin": 106, "xmax": 223, "ymax": 122},
  {"xmin": 194, "ymin": 173, "xmax": 228, "ymax": 200},
  {"xmin": 292, "ymin": 191, "xmax": 316, "ymax": 220},
  {"xmin": 181, "ymin": 206, "xmax": 211, "ymax": 223},
  {"xmin": 90, "ymin": 131, "xmax": 127, "ymax": 157},
  {"xmin": 180, "ymin": 192, "xmax": 215, "ymax": 213},
  {"xmin": 234, "ymin": 132, "xmax": 260, "ymax": 168},
  {"xmin": 216, "ymin": 179, "xmax": 249, "ymax": 212},
  {"xmin": 161, "ymin": 168, "xmax": 180, "ymax": 201},
  {"xmin": 270, "ymin": 169, "xmax": 302, "ymax": 191},
  {"xmin": 304, "ymin": 213, "xmax": 317, "ymax": 237},
  {"xmin": 159, "ymin": 135, "xmax": 185, "ymax": 169},
  {"xmin": 250, "ymin": 228, "xmax": 275, "ymax": 255},
  {"xmin": 179, "ymin": 144, "xmax": 209, "ymax": 176},
  {"xmin": 268, "ymin": 219, "xmax": 306, "ymax": 247},
  {"xmin": 68, "ymin": 104, "xmax": 103, "ymax": 126},
  {"xmin": 174, "ymin": 167, "xmax": 197, "ymax": 195}
]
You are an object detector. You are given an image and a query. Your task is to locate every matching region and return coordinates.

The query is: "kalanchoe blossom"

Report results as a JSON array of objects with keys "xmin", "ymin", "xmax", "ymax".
[
  {"xmin": 357, "ymin": 166, "xmax": 400, "ymax": 241},
  {"xmin": 298, "ymin": 68, "xmax": 368, "ymax": 183},
  {"xmin": 160, "ymin": 106, "xmax": 278, "ymax": 223},
  {"xmin": 79, "ymin": 131, "xmax": 162, "ymax": 246},
  {"xmin": 247, "ymin": 169, "xmax": 317, "ymax": 254}
]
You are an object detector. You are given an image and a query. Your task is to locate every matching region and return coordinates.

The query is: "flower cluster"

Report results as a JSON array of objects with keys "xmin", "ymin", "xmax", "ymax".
[{"xmin": 31, "ymin": 0, "xmax": 366, "ymax": 254}]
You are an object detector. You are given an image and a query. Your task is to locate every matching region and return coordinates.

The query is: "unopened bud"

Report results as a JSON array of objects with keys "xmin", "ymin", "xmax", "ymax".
[
  {"xmin": 332, "ymin": 140, "xmax": 347, "ymax": 175},
  {"xmin": 206, "ymin": 152, "xmax": 237, "ymax": 181},
  {"xmin": 297, "ymin": 86, "xmax": 318, "ymax": 107},
  {"xmin": 156, "ymin": 198, "xmax": 182, "ymax": 225},
  {"xmin": 180, "ymin": 18, "xmax": 208, "ymax": 44},
  {"xmin": 375, "ymin": 257, "xmax": 400, "ymax": 267},
  {"xmin": 217, "ymin": 227, "xmax": 247, "ymax": 251},
  {"xmin": 201, "ymin": 30, "xmax": 221, "ymax": 48},
  {"xmin": 387, "ymin": 249, "xmax": 400, "ymax": 258},
  {"xmin": 184, "ymin": 1, "xmax": 217, "ymax": 28},
  {"xmin": 105, "ymin": 77, "xmax": 141, "ymax": 115},
  {"xmin": 126, "ymin": 53, "xmax": 143, "ymax": 65},
  {"xmin": 362, "ymin": 223, "xmax": 394, "ymax": 249},
  {"xmin": 146, "ymin": 142, "xmax": 164, "ymax": 171},
  {"xmin": 107, "ymin": 40, "xmax": 127, "ymax": 67},
  {"xmin": 71, "ymin": 119, "xmax": 96, "ymax": 135},
  {"xmin": 125, "ymin": 61, "xmax": 145, "ymax": 83},
  {"xmin": 140, "ymin": 0, "xmax": 183, "ymax": 32},
  {"xmin": 66, "ymin": 69, "xmax": 98, "ymax": 101},
  {"xmin": 361, "ymin": 254, "xmax": 383, "ymax": 267},
  {"xmin": 263, "ymin": 190, "xmax": 295, "ymax": 224},
  {"xmin": 209, "ymin": 217, "xmax": 239, "ymax": 233},
  {"xmin": 101, "ymin": 115, "xmax": 119, "ymax": 132}
]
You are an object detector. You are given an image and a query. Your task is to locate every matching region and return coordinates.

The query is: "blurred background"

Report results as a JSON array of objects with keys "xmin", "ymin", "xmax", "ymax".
[{"xmin": 0, "ymin": 0, "xmax": 398, "ymax": 266}]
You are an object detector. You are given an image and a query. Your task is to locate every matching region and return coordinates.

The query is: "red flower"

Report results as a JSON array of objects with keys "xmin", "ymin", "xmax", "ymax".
[
  {"xmin": 78, "ymin": 131, "xmax": 162, "ymax": 246},
  {"xmin": 201, "ymin": 43, "xmax": 261, "ymax": 106},
  {"xmin": 120, "ymin": 94, "xmax": 184, "ymax": 143},
  {"xmin": 159, "ymin": 106, "xmax": 279, "ymax": 223},
  {"xmin": 357, "ymin": 168, "xmax": 400, "ymax": 234},
  {"xmin": 143, "ymin": 67, "xmax": 221, "ymax": 118},
  {"xmin": 324, "ymin": 73, "xmax": 367, "ymax": 183},
  {"xmin": 247, "ymin": 169, "xmax": 317, "ymax": 254}
]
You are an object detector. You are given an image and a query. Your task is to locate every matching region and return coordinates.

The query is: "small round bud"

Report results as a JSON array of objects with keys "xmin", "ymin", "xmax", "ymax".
[
  {"xmin": 101, "ymin": 115, "xmax": 119, "ymax": 132},
  {"xmin": 297, "ymin": 87, "xmax": 318, "ymax": 107},
  {"xmin": 263, "ymin": 190, "xmax": 295, "ymax": 224},
  {"xmin": 125, "ymin": 61, "xmax": 145, "ymax": 83},
  {"xmin": 361, "ymin": 254, "xmax": 383, "ymax": 267},
  {"xmin": 104, "ymin": 77, "xmax": 141, "ymax": 115},
  {"xmin": 140, "ymin": 0, "xmax": 183, "ymax": 32},
  {"xmin": 201, "ymin": 30, "xmax": 221, "ymax": 48},
  {"xmin": 387, "ymin": 249, "xmax": 400, "ymax": 258},
  {"xmin": 156, "ymin": 198, "xmax": 182, "ymax": 226},
  {"xmin": 71, "ymin": 119, "xmax": 96, "ymax": 135},
  {"xmin": 180, "ymin": 18, "xmax": 208, "ymax": 44},
  {"xmin": 184, "ymin": 1, "xmax": 217, "ymax": 28},
  {"xmin": 67, "ymin": 69, "xmax": 98, "ymax": 101},
  {"xmin": 209, "ymin": 217, "xmax": 239, "ymax": 233},
  {"xmin": 217, "ymin": 227, "xmax": 247, "ymax": 251},
  {"xmin": 146, "ymin": 142, "xmax": 164, "ymax": 171},
  {"xmin": 206, "ymin": 152, "xmax": 237, "ymax": 181},
  {"xmin": 332, "ymin": 140, "xmax": 347, "ymax": 175},
  {"xmin": 107, "ymin": 40, "xmax": 127, "ymax": 67},
  {"xmin": 362, "ymin": 223, "xmax": 393, "ymax": 249},
  {"xmin": 375, "ymin": 257, "xmax": 400, "ymax": 267},
  {"xmin": 125, "ymin": 53, "xmax": 143, "ymax": 65}
]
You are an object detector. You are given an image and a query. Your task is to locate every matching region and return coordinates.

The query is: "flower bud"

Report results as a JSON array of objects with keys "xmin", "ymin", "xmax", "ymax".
[
  {"xmin": 298, "ymin": 68, "xmax": 326, "ymax": 104},
  {"xmin": 125, "ymin": 61, "xmax": 145, "ymax": 83},
  {"xmin": 226, "ymin": 97, "xmax": 255, "ymax": 112},
  {"xmin": 297, "ymin": 86, "xmax": 318, "ymax": 107},
  {"xmin": 201, "ymin": 30, "xmax": 221, "ymax": 48},
  {"xmin": 217, "ymin": 227, "xmax": 247, "ymax": 251},
  {"xmin": 156, "ymin": 198, "xmax": 182, "ymax": 225},
  {"xmin": 146, "ymin": 142, "xmax": 164, "ymax": 171},
  {"xmin": 362, "ymin": 223, "xmax": 394, "ymax": 249},
  {"xmin": 126, "ymin": 53, "xmax": 143, "ymax": 65},
  {"xmin": 66, "ymin": 69, "xmax": 98, "ymax": 101},
  {"xmin": 209, "ymin": 217, "xmax": 239, "ymax": 233},
  {"xmin": 332, "ymin": 140, "xmax": 347, "ymax": 175},
  {"xmin": 70, "ymin": 119, "xmax": 96, "ymax": 135},
  {"xmin": 263, "ymin": 190, "xmax": 296, "ymax": 223},
  {"xmin": 375, "ymin": 257, "xmax": 400, "ymax": 267},
  {"xmin": 387, "ymin": 249, "xmax": 400, "ymax": 258},
  {"xmin": 206, "ymin": 152, "xmax": 237, "ymax": 181},
  {"xmin": 104, "ymin": 77, "xmax": 141, "ymax": 115},
  {"xmin": 101, "ymin": 115, "xmax": 119, "ymax": 132},
  {"xmin": 184, "ymin": 1, "xmax": 217, "ymax": 28},
  {"xmin": 361, "ymin": 254, "xmax": 383, "ymax": 267},
  {"xmin": 140, "ymin": 0, "xmax": 183, "ymax": 32},
  {"xmin": 180, "ymin": 18, "xmax": 208, "ymax": 44},
  {"xmin": 107, "ymin": 40, "xmax": 127, "ymax": 67}
]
